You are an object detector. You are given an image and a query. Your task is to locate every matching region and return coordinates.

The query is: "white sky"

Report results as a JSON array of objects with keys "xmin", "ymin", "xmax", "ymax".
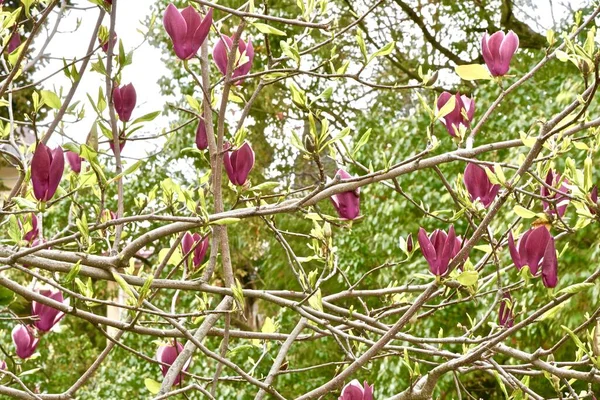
[{"xmin": 37, "ymin": 0, "xmax": 173, "ymax": 160}]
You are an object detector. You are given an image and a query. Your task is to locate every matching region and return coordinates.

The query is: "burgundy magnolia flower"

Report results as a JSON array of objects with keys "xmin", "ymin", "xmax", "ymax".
[
  {"xmin": 508, "ymin": 226, "xmax": 558, "ymax": 288},
  {"xmin": 541, "ymin": 169, "xmax": 570, "ymax": 218},
  {"xmin": 7, "ymin": 32, "xmax": 20, "ymax": 53},
  {"xmin": 31, "ymin": 143, "xmax": 64, "ymax": 202},
  {"xmin": 156, "ymin": 341, "xmax": 190, "ymax": 386},
  {"xmin": 223, "ymin": 142, "xmax": 255, "ymax": 186},
  {"xmin": 436, "ymin": 91, "xmax": 475, "ymax": 137},
  {"xmin": 12, "ymin": 325, "xmax": 38, "ymax": 359},
  {"xmin": 406, "ymin": 233, "xmax": 413, "ymax": 253},
  {"xmin": 339, "ymin": 380, "xmax": 374, "ymax": 400},
  {"xmin": 99, "ymin": 32, "xmax": 117, "ymax": 53},
  {"xmin": 163, "ymin": 4, "xmax": 212, "ymax": 60},
  {"xmin": 498, "ymin": 292, "xmax": 514, "ymax": 328},
  {"xmin": 20, "ymin": 213, "xmax": 38, "ymax": 243},
  {"xmin": 196, "ymin": 117, "xmax": 208, "ymax": 150},
  {"xmin": 589, "ymin": 185, "xmax": 598, "ymax": 215},
  {"xmin": 32, "ymin": 289, "xmax": 67, "ymax": 332},
  {"xmin": 482, "ymin": 30, "xmax": 519, "ymax": 77},
  {"xmin": 330, "ymin": 169, "xmax": 360, "ymax": 220},
  {"xmin": 213, "ymin": 35, "xmax": 254, "ymax": 83},
  {"xmin": 418, "ymin": 225, "xmax": 462, "ymax": 277},
  {"xmin": 463, "ymin": 163, "xmax": 500, "ymax": 208},
  {"xmin": 109, "ymin": 133, "xmax": 127, "ymax": 153},
  {"xmin": 181, "ymin": 232, "xmax": 209, "ymax": 271},
  {"xmin": 65, "ymin": 151, "xmax": 83, "ymax": 173},
  {"xmin": 113, "ymin": 83, "xmax": 136, "ymax": 122}
]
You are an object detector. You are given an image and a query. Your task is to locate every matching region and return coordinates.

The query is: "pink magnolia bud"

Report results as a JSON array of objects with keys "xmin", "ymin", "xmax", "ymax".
[
  {"xmin": 418, "ymin": 226, "xmax": 463, "ymax": 277},
  {"xmin": 436, "ymin": 91, "xmax": 475, "ymax": 137},
  {"xmin": 31, "ymin": 143, "xmax": 64, "ymax": 202},
  {"xmin": 32, "ymin": 289, "xmax": 67, "ymax": 332},
  {"xmin": 223, "ymin": 142, "xmax": 255, "ymax": 186},
  {"xmin": 65, "ymin": 151, "xmax": 83, "ymax": 174},
  {"xmin": 498, "ymin": 292, "xmax": 514, "ymax": 328},
  {"xmin": 181, "ymin": 232, "xmax": 209, "ymax": 271},
  {"xmin": 7, "ymin": 32, "xmax": 20, "ymax": 53},
  {"xmin": 156, "ymin": 341, "xmax": 190, "ymax": 386},
  {"xmin": 20, "ymin": 213, "xmax": 38, "ymax": 243},
  {"xmin": 330, "ymin": 169, "xmax": 360, "ymax": 220},
  {"xmin": 213, "ymin": 35, "xmax": 254, "ymax": 84},
  {"xmin": 339, "ymin": 380, "xmax": 374, "ymax": 400},
  {"xmin": 463, "ymin": 163, "xmax": 500, "ymax": 208},
  {"xmin": 163, "ymin": 4, "xmax": 212, "ymax": 60},
  {"xmin": 12, "ymin": 325, "xmax": 38, "ymax": 359},
  {"xmin": 481, "ymin": 30, "xmax": 519, "ymax": 77},
  {"xmin": 113, "ymin": 83, "xmax": 136, "ymax": 122},
  {"xmin": 541, "ymin": 169, "xmax": 569, "ymax": 218},
  {"xmin": 508, "ymin": 226, "xmax": 558, "ymax": 288},
  {"xmin": 0, "ymin": 360, "xmax": 6, "ymax": 370},
  {"xmin": 99, "ymin": 32, "xmax": 117, "ymax": 53},
  {"xmin": 195, "ymin": 117, "xmax": 208, "ymax": 150}
]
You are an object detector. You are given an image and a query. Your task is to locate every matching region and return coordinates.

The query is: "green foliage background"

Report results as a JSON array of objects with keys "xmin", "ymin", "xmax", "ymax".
[{"xmin": 2, "ymin": 0, "xmax": 600, "ymax": 399}]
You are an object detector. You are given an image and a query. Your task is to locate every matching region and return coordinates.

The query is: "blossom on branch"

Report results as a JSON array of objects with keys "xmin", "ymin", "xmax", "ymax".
[
  {"xmin": 330, "ymin": 169, "xmax": 360, "ymax": 220},
  {"xmin": 508, "ymin": 226, "xmax": 558, "ymax": 288},
  {"xmin": 339, "ymin": 380, "xmax": 374, "ymax": 400},
  {"xmin": 163, "ymin": 4, "xmax": 212, "ymax": 60},
  {"xmin": 213, "ymin": 34, "xmax": 254, "ymax": 83},
  {"xmin": 223, "ymin": 142, "xmax": 255, "ymax": 186},
  {"xmin": 156, "ymin": 341, "xmax": 190, "ymax": 386},
  {"xmin": 481, "ymin": 30, "xmax": 519, "ymax": 77},
  {"xmin": 32, "ymin": 289, "xmax": 67, "ymax": 332},
  {"xmin": 436, "ymin": 91, "xmax": 475, "ymax": 137},
  {"xmin": 113, "ymin": 83, "xmax": 136, "ymax": 123},
  {"xmin": 12, "ymin": 325, "xmax": 38, "ymax": 359},
  {"xmin": 31, "ymin": 143, "xmax": 64, "ymax": 202},
  {"xmin": 418, "ymin": 226, "xmax": 462, "ymax": 277}
]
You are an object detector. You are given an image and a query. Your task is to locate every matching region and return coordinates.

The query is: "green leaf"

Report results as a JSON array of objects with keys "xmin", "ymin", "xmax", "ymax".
[
  {"xmin": 111, "ymin": 271, "xmax": 135, "ymax": 299},
  {"xmin": 144, "ymin": 378, "xmax": 161, "ymax": 394},
  {"xmin": 356, "ymin": 29, "xmax": 367, "ymax": 62},
  {"xmin": 456, "ymin": 270, "xmax": 478, "ymax": 287},
  {"xmin": 558, "ymin": 282, "xmax": 595, "ymax": 295},
  {"xmin": 253, "ymin": 22, "xmax": 286, "ymax": 36},
  {"xmin": 368, "ymin": 41, "xmax": 395, "ymax": 63},
  {"xmin": 352, "ymin": 128, "xmax": 372, "ymax": 157},
  {"xmin": 63, "ymin": 261, "xmax": 82, "ymax": 285},
  {"xmin": 455, "ymin": 64, "xmax": 492, "ymax": 81},
  {"xmin": 131, "ymin": 111, "xmax": 161, "ymax": 125},
  {"xmin": 436, "ymin": 95, "xmax": 456, "ymax": 120},
  {"xmin": 40, "ymin": 90, "xmax": 61, "ymax": 109},
  {"xmin": 513, "ymin": 205, "xmax": 537, "ymax": 219},
  {"xmin": 250, "ymin": 181, "xmax": 280, "ymax": 192}
]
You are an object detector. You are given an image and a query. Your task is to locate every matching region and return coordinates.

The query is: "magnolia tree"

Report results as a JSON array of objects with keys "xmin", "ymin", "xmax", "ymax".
[{"xmin": 1, "ymin": 0, "xmax": 600, "ymax": 399}]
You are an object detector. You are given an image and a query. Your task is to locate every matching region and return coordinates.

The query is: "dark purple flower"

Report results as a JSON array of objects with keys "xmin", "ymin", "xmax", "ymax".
[
  {"xmin": 463, "ymin": 163, "xmax": 500, "ymax": 208},
  {"xmin": 20, "ymin": 213, "xmax": 38, "ymax": 243},
  {"xmin": 508, "ymin": 226, "xmax": 558, "ymax": 288},
  {"xmin": 99, "ymin": 32, "xmax": 117, "ymax": 53},
  {"xmin": 195, "ymin": 117, "xmax": 208, "ymax": 150},
  {"xmin": 213, "ymin": 35, "xmax": 254, "ymax": 83},
  {"xmin": 156, "ymin": 341, "xmax": 190, "ymax": 386},
  {"xmin": 223, "ymin": 142, "xmax": 255, "ymax": 186},
  {"xmin": 589, "ymin": 185, "xmax": 598, "ymax": 215},
  {"xmin": 339, "ymin": 380, "xmax": 373, "ymax": 400},
  {"xmin": 541, "ymin": 169, "xmax": 569, "ymax": 218},
  {"xmin": 32, "ymin": 289, "xmax": 66, "ymax": 332},
  {"xmin": 406, "ymin": 233, "xmax": 413, "ymax": 253},
  {"xmin": 113, "ymin": 83, "xmax": 136, "ymax": 122},
  {"xmin": 482, "ymin": 31, "xmax": 519, "ymax": 77},
  {"xmin": 12, "ymin": 325, "xmax": 38, "ymax": 359},
  {"xmin": 181, "ymin": 232, "xmax": 209, "ymax": 271},
  {"xmin": 31, "ymin": 143, "xmax": 64, "ymax": 202},
  {"xmin": 330, "ymin": 169, "xmax": 360, "ymax": 220},
  {"xmin": 436, "ymin": 91, "xmax": 475, "ymax": 137},
  {"xmin": 418, "ymin": 225, "xmax": 462, "ymax": 277},
  {"xmin": 163, "ymin": 4, "xmax": 212, "ymax": 60},
  {"xmin": 498, "ymin": 292, "xmax": 514, "ymax": 328},
  {"xmin": 6, "ymin": 32, "xmax": 20, "ymax": 53},
  {"xmin": 65, "ymin": 151, "xmax": 83, "ymax": 174},
  {"xmin": 109, "ymin": 133, "xmax": 127, "ymax": 153}
]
